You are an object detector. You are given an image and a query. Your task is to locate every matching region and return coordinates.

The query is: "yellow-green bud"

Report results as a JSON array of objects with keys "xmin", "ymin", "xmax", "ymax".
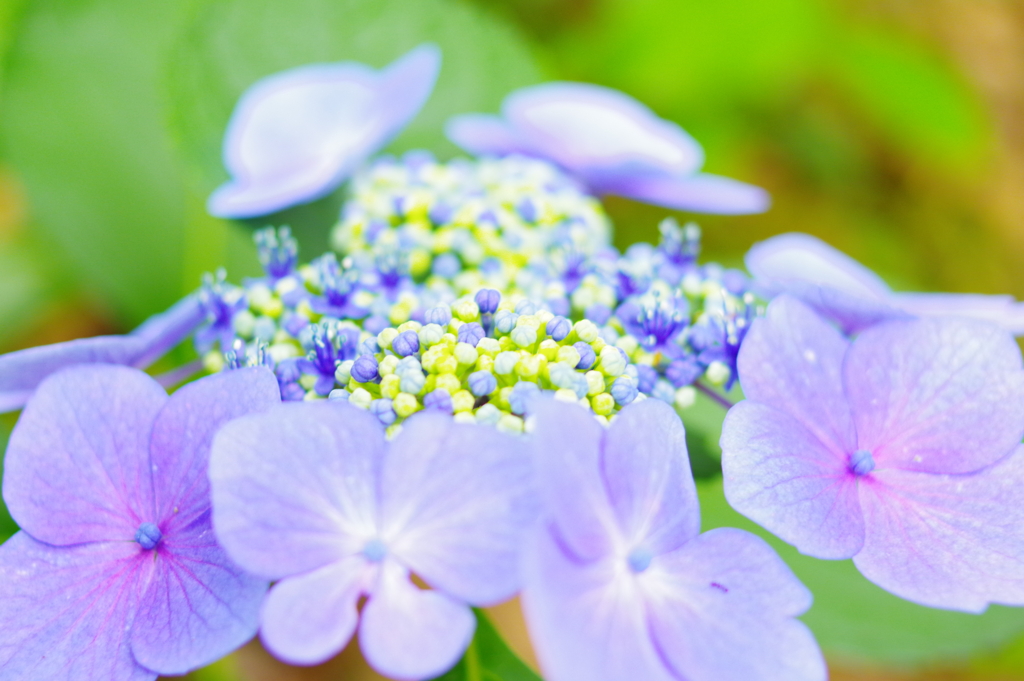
[
  {"xmin": 476, "ymin": 355, "xmax": 495, "ymax": 373},
  {"xmin": 585, "ymin": 370, "xmax": 605, "ymax": 396},
  {"xmin": 705, "ymin": 360, "xmax": 730, "ymax": 386},
  {"xmin": 435, "ymin": 354, "xmax": 458, "ymax": 375},
  {"xmin": 203, "ymin": 350, "xmax": 225, "ymax": 374},
  {"xmin": 599, "ymin": 345, "xmax": 626, "ymax": 377},
  {"xmin": 554, "ymin": 388, "xmax": 579, "ymax": 403},
  {"xmin": 380, "ymin": 374, "xmax": 401, "ymax": 399},
  {"xmin": 393, "ymin": 393, "xmax": 420, "ymax": 417},
  {"xmin": 397, "ymin": 320, "xmax": 422, "ymax": 333},
  {"xmin": 477, "ymin": 337, "xmax": 501, "ymax": 356},
  {"xmin": 615, "ymin": 335, "xmax": 639, "ymax": 357},
  {"xmin": 675, "ymin": 386, "xmax": 697, "ymax": 410},
  {"xmin": 591, "ymin": 392, "xmax": 615, "ymax": 415},
  {"xmin": 556, "ymin": 345, "xmax": 581, "ymax": 368},
  {"xmin": 377, "ymin": 328, "xmax": 399, "ymax": 350},
  {"xmin": 516, "ymin": 354, "xmax": 546, "ymax": 379},
  {"xmin": 574, "ymin": 320, "xmax": 599, "ymax": 343},
  {"xmin": 418, "ymin": 324, "xmax": 445, "ymax": 347},
  {"xmin": 454, "ymin": 342, "xmax": 478, "ymax": 366},
  {"xmin": 497, "ymin": 414, "xmax": 524, "ymax": 434},
  {"xmin": 538, "ymin": 339, "xmax": 560, "ymax": 360},
  {"xmin": 298, "ymin": 374, "xmax": 317, "ymax": 391},
  {"xmin": 349, "ymin": 388, "xmax": 372, "ymax": 409},
  {"xmin": 379, "ymin": 355, "xmax": 399, "ymax": 376},
  {"xmin": 452, "ymin": 390, "xmax": 475, "ymax": 413},
  {"xmin": 435, "ymin": 373, "xmax": 461, "ymax": 394},
  {"xmin": 452, "ymin": 299, "xmax": 480, "ymax": 322}
]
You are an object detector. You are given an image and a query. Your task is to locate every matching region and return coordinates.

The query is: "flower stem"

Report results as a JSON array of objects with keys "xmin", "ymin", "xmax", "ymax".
[{"xmin": 695, "ymin": 381, "xmax": 735, "ymax": 410}]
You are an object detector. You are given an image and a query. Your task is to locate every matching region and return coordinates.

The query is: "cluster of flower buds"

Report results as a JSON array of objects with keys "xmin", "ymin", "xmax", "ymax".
[{"xmin": 198, "ymin": 155, "xmax": 759, "ymax": 436}]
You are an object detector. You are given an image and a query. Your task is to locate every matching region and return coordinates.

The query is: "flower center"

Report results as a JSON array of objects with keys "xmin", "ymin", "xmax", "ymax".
[
  {"xmin": 627, "ymin": 547, "xmax": 654, "ymax": 573},
  {"xmin": 363, "ymin": 538, "xmax": 388, "ymax": 563},
  {"xmin": 849, "ymin": 449, "xmax": 876, "ymax": 476},
  {"xmin": 134, "ymin": 522, "xmax": 163, "ymax": 551}
]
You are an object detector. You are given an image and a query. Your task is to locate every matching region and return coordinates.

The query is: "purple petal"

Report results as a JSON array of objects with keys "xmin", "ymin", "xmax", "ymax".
[
  {"xmin": 601, "ymin": 399, "xmax": 699, "ymax": 554},
  {"xmin": 445, "ymin": 114, "xmax": 527, "ymax": 156},
  {"xmin": 736, "ymin": 295, "xmax": 856, "ymax": 457},
  {"xmin": 259, "ymin": 557, "xmax": 368, "ymax": 665},
  {"xmin": 209, "ymin": 402, "xmax": 385, "ymax": 579},
  {"xmin": 643, "ymin": 528, "xmax": 825, "ymax": 681},
  {"xmin": 209, "ymin": 44, "xmax": 441, "ymax": 218},
  {"xmin": 0, "ymin": 295, "xmax": 204, "ymax": 414},
  {"xmin": 359, "ymin": 561, "xmax": 476, "ymax": 681},
  {"xmin": 530, "ymin": 399, "xmax": 618, "ymax": 561},
  {"xmin": 721, "ymin": 402, "xmax": 865, "ymax": 559},
  {"xmin": 131, "ymin": 523, "xmax": 267, "ymax": 674},
  {"xmin": 149, "ymin": 367, "xmax": 280, "ymax": 534},
  {"xmin": 598, "ymin": 172, "xmax": 770, "ymax": 215},
  {"xmin": 891, "ymin": 292, "xmax": 1024, "ymax": 336},
  {"xmin": 845, "ymin": 317, "xmax": 1024, "ymax": 474},
  {"xmin": 379, "ymin": 412, "xmax": 537, "ymax": 605},
  {"xmin": 0, "ymin": 532, "xmax": 151, "ymax": 681},
  {"xmin": 520, "ymin": 528, "xmax": 679, "ymax": 681},
  {"xmin": 854, "ymin": 447, "xmax": 1024, "ymax": 611},
  {"xmin": 745, "ymin": 233, "xmax": 903, "ymax": 334},
  {"xmin": 3, "ymin": 365, "xmax": 166, "ymax": 545},
  {"xmin": 503, "ymin": 82, "xmax": 704, "ymax": 182}
]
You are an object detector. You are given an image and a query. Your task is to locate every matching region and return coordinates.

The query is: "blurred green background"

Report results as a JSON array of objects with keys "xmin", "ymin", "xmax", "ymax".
[{"xmin": 1, "ymin": 0, "xmax": 1024, "ymax": 679}]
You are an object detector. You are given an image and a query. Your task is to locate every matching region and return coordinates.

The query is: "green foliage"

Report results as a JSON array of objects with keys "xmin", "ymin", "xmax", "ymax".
[
  {"xmin": 433, "ymin": 610, "xmax": 541, "ymax": 681},
  {"xmin": 698, "ymin": 478, "xmax": 1024, "ymax": 667},
  {"xmin": 167, "ymin": 0, "xmax": 544, "ymax": 238}
]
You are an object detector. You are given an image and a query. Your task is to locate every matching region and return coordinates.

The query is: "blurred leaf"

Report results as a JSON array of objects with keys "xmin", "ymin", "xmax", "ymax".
[
  {"xmin": 679, "ymin": 389, "xmax": 728, "ymax": 479},
  {"xmin": 698, "ymin": 478, "xmax": 1024, "ymax": 667},
  {"xmin": 433, "ymin": 610, "xmax": 541, "ymax": 681},
  {"xmin": 0, "ymin": 416, "xmax": 19, "ymax": 542},
  {"xmin": 0, "ymin": 0, "xmax": 27, "ymax": 100},
  {"xmin": 0, "ymin": 234, "xmax": 71, "ymax": 348},
  {"xmin": 833, "ymin": 26, "xmax": 992, "ymax": 172},
  {"xmin": 167, "ymin": 0, "xmax": 544, "ymax": 244},
  {"xmin": 0, "ymin": 0, "xmax": 195, "ymax": 324}
]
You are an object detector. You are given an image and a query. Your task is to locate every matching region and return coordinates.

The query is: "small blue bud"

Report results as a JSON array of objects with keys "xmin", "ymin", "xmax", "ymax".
[
  {"xmin": 363, "ymin": 538, "xmax": 387, "ymax": 562},
  {"xmin": 423, "ymin": 389, "xmax": 454, "ymax": 414},
  {"xmin": 651, "ymin": 379, "xmax": 676, "ymax": 404},
  {"xmin": 517, "ymin": 197, "xmax": 537, "ymax": 223},
  {"xmin": 425, "ymin": 305, "xmax": 452, "ymax": 326},
  {"xmin": 364, "ymin": 315, "xmax": 390, "ymax": 335},
  {"xmin": 370, "ymin": 398, "xmax": 397, "ymax": 425},
  {"xmin": 635, "ymin": 365, "xmax": 658, "ymax": 394},
  {"xmin": 351, "ymin": 355, "xmax": 380, "ymax": 383},
  {"xmin": 627, "ymin": 546, "xmax": 653, "ymax": 573},
  {"xmin": 574, "ymin": 342, "xmax": 596, "ymax": 370},
  {"xmin": 468, "ymin": 371, "xmax": 497, "ymax": 397},
  {"xmin": 328, "ymin": 389, "xmax": 350, "ymax": 402},
  {"xmin": 515, "ymin": 299, "xmax": 537, "ymax": 315},
  {"xmin": 585, "ymin": 303, "xmax": 612, "ymax": 326},
  {"xmin": 495, "ymin": 310, "xmax": 519, "ymax": 334},
  {"xmin": 392, "ymin": 331, "xmax": 420, "ymax": 357},
  {"xmin": 849, "ymin": 449, "xmax": 876, "ymax": 476},
  {"xmin": 458, "ymin": 322, "xmax": 485, "ymax": 347},
  {"xmin": 610, "ymin": 376, "xmax": 638, "ymax": 405},
  {"xmin": 546, "ymin": 316, "xmax": 571, "ymax": 342},
  {"xmin": 358, "ymin": 338, "xmax": 381, "ymax": 357},
  {"xmin": 135, "ymin": 522, "xmax": 163, "ymax": 551},
  {"xmin": 666, "ymin": 357, "xmax": 703, "ymax": 388},
  {"xmin": 509, "ymin": 381, "xmax": 541, "ymax": 416},
  {"xmin": 474, "ymin": 289, "xmax": 501, "ymax": 314},
  {"xmin": 433, "ymin": 253, "xmax": 460, "ymax": 278}
]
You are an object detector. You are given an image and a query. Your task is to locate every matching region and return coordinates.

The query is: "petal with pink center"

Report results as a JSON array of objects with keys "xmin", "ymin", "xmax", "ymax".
[
  {"xmin": 845, "ymin": 317, "xmax": 1024, "ymax": 474},
  {"xmin": 721, "ymin": 401, "xmax": 864, "ymax": 559}
]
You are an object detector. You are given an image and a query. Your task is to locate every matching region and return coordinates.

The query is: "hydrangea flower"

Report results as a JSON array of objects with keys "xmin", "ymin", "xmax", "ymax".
[
  {"xmin": 209, "ymin": 44, "xmax": 441, "ymax": 218},
  {"xmin": 746, "ymin": 232, "xmax": 1024, "ymax": 335},
  {"xmin": 0, "ymin": 364, "xmax": 281, "ymax": 678},
  {"xmin": 522, "ymin": 398, "xmax": 825, "ymax": 681},
  {"xmin": 208, "ymin": 403, "xmax": 537, "ymax": 680},
  {"xmin": 721, "ymin": 295, "xmax": 1024, "ymax": 610},
  {"xmin": 446, "ymin": 82, "xmax": 769, "ymax": 214},
  {"xmin": 0, "ymin": 294, "xmax": 204, "ymax": 413}
]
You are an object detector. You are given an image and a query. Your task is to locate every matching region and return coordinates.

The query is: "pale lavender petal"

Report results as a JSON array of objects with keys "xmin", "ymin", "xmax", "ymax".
[
  {"xmin": 520, "ymin": 528, "xmax": 678, "ymax": 681},
  {"xmin": 721, "ymin": 401, "xmax": 864, "ymax": 559},
  {"xmin": 0, "ymin": 532, "xmax": 151, "ymax": 681},
  {"xmin": 745, "ymin": 233, "xmax": 902, "ymax": 333},
  {"xmin": 503, "ymin": 82, "xmax": 704, "ymax": 181},
  {"xmin": 891, "ymin": 292, "xmax": 1024, "ymax": 335},
  {"xmin": 131, "ymin": 522, "xmax": 267, "ymax": 674},
  {"xmin": 601, "ymin": 399, "xmax": 699, "ymax": 553},
  {"xmin": 598, "ymin": 172, "xmax": 770, "ymax": 214},
  {"xmin": 0, "ymin": 295, "xmax": 203, "ymax": 414},
  {"xmin": 643, "ymin": 528, "xmax": 825, "ymax": 681},
  {"xmin": 260, "ymin": 557, "xmax": 369, "ymax": 665},
  {"xmin": 845, "ymin": 317, "xmax": 1024, "ymax": 474},
  {"xmin": 359, "ymin": 561, "xmax": 476, "ymax": 681},
  {"xmin": 854, "ymin": 447, "xmax": 1024, "ymax": 611},
  {"xmin": 3, "ymin": 365, "xmax": 166, "ymax": 545},
  {"xmin": 381, "ymin": 412, "xmax": 537, "ymax": 604},
  {"xmin": 736, "ymin": 295, "xmax": 856, "ymax": 457},
  {"xmin": 209, "ymin": 402, "xmax": 385, "ymax": 579},
  {"xmin": 530, "ymin": 399, "xmax": 619, "ymax": 561},
  {"xmin": 445, "ymin": 114, "xmax": 528, "ymax": 157},
  {"xmin": 149, "ymin": 367, "xmax": 280, "ymax": 534},
  {"xmin": 209, "ymin": 44, "xmax": 441, "ymax": 218}
]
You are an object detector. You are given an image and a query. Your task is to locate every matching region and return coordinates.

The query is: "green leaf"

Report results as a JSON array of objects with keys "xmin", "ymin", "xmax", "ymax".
[
  {"xmin": 166, "ymin": 0, "xmax": 544, "ymax": 246},
  {"xmin": 833, "ymin": 27, "xmax": 992, "ymax": 172},
  {"xmin": 0, "ymin": 415, "xmax": 20, "ymax": 542},
  {"xmin": 697, "ymin": 477, "xmax": 1024, "ymax": 667},
  {"xmin": 433, "ymin": 610, "xmax": 542, "ymax": 681},
  {"xmin": 679, "ymin": 389, "xmax": 729, "ymax": 479}
]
